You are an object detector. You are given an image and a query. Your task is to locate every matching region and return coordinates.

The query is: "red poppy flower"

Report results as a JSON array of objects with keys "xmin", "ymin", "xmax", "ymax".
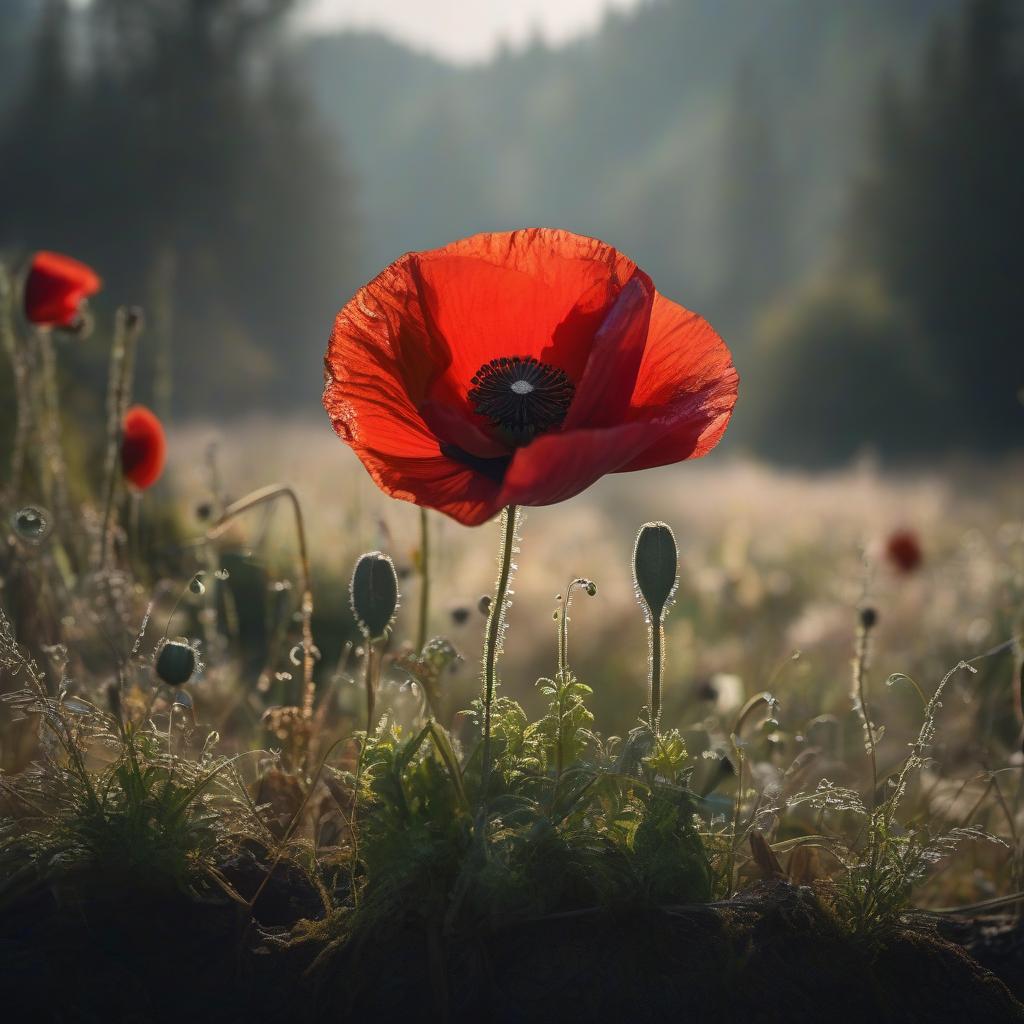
[
  {"xmin": 886, "ymin": 529, "xmax": 923, "ymax": 574},
  {"xmin": 121, "ymin": 405, "xmax": 166, "ymax": 490},
  {"xmin": 323, "ymin": 229, "xmax": 738, "ymax": 526},
  {"xmin": 23, "ymin": 250, "xmax": 102, "ymax": 328}
]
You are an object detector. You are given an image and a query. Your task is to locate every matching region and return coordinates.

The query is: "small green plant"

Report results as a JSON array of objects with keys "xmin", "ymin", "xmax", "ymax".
[
  {"xmin": 788, "ymin": 634, "xmax": 1013, "ymax": 946},
  {"xmin": 0, "ymin": 610, "xmax": 262, "ymax": 906}
]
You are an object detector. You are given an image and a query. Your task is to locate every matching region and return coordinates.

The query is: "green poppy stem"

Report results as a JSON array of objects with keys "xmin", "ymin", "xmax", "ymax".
[
  {"xmin": 480, "ymin": 504, "xmax": 519, "ymax": 798},
  {"xmin": 649, "ymin": 617, "xmax": 664, "ymax": 733},
  {"xmin": 364, "ymin": 640, "xmax": 377, "ymax": 737},
  {"xmin": 416, "ymin": 505, "xmax": 430, "ymax": 653}
]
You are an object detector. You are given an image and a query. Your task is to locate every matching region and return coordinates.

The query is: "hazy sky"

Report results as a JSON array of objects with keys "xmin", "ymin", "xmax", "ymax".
[{"xmin": 300, "ymin": 0, "xmax": 645, "ymax": 63}]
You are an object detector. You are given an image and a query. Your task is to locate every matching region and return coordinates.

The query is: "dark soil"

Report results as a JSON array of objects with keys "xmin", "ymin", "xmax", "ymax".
[{"xmin": 1, "ymin": 878, "xmax": 1021, "ymax": 1024}]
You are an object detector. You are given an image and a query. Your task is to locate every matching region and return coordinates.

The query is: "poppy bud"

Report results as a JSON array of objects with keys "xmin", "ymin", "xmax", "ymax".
[
  {"xmin": 121, "ymin": 405, "xmax": 166, "ymax": 490},
  {"xmin": 23, "ymin": 250, "xmax": 102, "ymax": 328},
  {"xmin": 350, "ymin": 551, "xmax": 399, "ymax": 640},
  {"xmin": 633, "ymin": 522, "xmax": 678, "ymax": 622},
  {"xmin": 10, "ymin": 505, "xmax": 51, "ymax": 545},
  {"xmin": 156, "ymin": 638, "xmax": 197, "ymax": 686}
]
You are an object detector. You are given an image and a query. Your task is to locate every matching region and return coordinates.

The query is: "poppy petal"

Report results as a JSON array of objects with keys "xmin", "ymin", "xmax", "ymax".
[
  {"xmin": 562, "ymin": 272, "xmax": 654, "ymax": 430},
  {"xmin": 498, "ymin": 412, "xmax": 688, "ymax": 508},
  {"xmin": 324, "ymin": 254, "xmax": 444, "ymax": 453},
  {"xmin": 355, "ymin": 445, "xmax": 503, "ymax": 526},
  {"xmin": 414, "ymin": 229, "xmax": 638, "ymax": 395},
  {"xmin": 418, "ymin": 399, "xmax": 510, "ymax": 459},
  {"xmin": 324, "ymin": 254, "xmax": 504, "ymax": 525},
  {"xmin": 121, "ymin": 405, "xmax": 166, "ymax": 490},
  {"xmin": 24, "ymin": 251, "xmax": 102, "ymax": 327},
  {"xmin": 615, "ymin": 293, "xmax": 739, "ymax": 472}
]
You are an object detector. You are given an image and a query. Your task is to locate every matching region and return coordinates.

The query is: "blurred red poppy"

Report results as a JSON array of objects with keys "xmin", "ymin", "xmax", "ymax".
[
  {"xmin": 323, "ymin": 229, "xmax": 738, "ymax": 525},
  {"xmin": 23, "ymin": 250, "xmax": 102, "ymax": 328},
  {"xmin": 121, "ymin": 405, "xmax": 166, "ymax": 490},
  {"xmin": 886, "ymin": 529, "xmax": 923, "ymax": 574}
]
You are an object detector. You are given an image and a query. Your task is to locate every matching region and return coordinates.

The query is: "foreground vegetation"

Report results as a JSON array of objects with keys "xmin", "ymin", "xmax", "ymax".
[{"xmin": 1, "ymin": 264, "xmax": 1023, "ymax": 1021}]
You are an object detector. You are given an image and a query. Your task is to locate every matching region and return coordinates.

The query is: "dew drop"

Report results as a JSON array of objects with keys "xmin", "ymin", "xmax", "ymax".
[
  {"xmin": 214, "ymin": 568, "xmax": 230, "ymax": 581},
  {"xmin": 189, "ymin": 576, "xmax": 206, "ymax": 595},
  {"xmin": 172, "ymin": 690, "xmax": 194, "ymax": 710}
]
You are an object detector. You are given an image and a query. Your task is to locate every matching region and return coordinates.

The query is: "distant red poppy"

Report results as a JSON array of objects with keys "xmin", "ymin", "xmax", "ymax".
[
  {"xmin": 23, "ymin": 250, "xmax": 102, "ymax": 328},
  {"xmin": 121, "ymin": 405, "xmax": 166, "ymax": 490},
  {"xmin": 323, "ymin": 229, "xmax": 738, "ymax": 526},
  {"xmin": 886, "ymin": 529, "xmax": 923, "ymax": 574}
]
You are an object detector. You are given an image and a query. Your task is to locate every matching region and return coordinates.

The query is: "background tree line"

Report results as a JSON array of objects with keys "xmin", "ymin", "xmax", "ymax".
[
  {"xmin": 0, "ymin": 0, "xmax": 354, "ymax": 415},
  {"xmin": 0, "ymin": 0, "xmax": 1019, "ymax": 462}
]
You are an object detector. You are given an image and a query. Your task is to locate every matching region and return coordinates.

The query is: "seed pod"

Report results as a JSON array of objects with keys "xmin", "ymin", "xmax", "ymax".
[
  {"xmin": 156, "ymin": 637, "xmax": 197, "ymax": 686},
  {"xmin": 859, "ymin": 606, "xmax": 879, "ymax": 631},
  {"xmin": 350, "ymin": 551, "xmax": 399, "ymax": 640},
  {"xmin": 633, "ymin": 522, "xmax": 678, "ymax": 622},
  {"xmin": 11, "ymin": 505, "xmax": 51, "ymax": 545}
]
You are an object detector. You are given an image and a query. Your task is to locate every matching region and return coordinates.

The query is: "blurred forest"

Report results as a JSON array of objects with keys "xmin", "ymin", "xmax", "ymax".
[{"xmin": 0, "ymin": 0, "xmax": 1021, "ymax": 462}]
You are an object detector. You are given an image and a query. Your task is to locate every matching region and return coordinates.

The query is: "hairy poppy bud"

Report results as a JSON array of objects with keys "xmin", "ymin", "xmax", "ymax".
[
  {"xmin": 633, "ymin": 521, "xmax": 679, "ymax": 733},
  {"xmin": 156, "ymin": 637, "xmax": 197, "ymax": 686},
  {"xmin": 11, "ymin": 505, "xmax": 51, "ymax": 545},
  {"xmin": 23, "ymin": 250, "xmax": 102, "ymax": 328},
  {"xmin": 350, "ymin": 551, "xmax": 399, "ymax": 640},
  {"xmin": 633, "ymin": 521, "xmax": 678, "ymax": 622},
  {"xmin": 121, "ymin": 404, "xmax": 166, "ymax": 490}
]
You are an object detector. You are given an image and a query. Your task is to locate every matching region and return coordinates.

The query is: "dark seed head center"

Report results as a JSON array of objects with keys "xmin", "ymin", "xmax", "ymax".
[{"xmin": 468, "ymin": 355, "xmax": 574, "ymax": 444}]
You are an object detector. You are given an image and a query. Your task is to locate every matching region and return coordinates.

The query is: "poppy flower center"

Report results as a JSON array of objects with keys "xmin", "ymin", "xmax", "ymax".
[{"xmin": 468, "ymin": 355, "xmax": 574, "ymax": 444}]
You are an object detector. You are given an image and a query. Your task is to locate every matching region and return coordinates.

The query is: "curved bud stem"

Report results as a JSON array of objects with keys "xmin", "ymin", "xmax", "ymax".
[
  {"xmin": 557, "ymin": 578, "xmax": 597, "ymax": 681},
  {"xmin": 207, "ymin": 484, "xmax": 315, "ymax": 722}
]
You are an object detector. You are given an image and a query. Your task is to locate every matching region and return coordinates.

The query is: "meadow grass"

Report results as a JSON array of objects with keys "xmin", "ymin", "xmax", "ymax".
[{"xmin": 1, "ymin": 290, "xmax": 1023, "ymax": 1019}]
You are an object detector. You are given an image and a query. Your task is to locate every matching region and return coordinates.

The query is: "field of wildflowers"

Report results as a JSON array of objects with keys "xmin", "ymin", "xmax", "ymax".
[{"xmin": 1, "ymin": 238, "xmax": 1023, "ymax": 1022}]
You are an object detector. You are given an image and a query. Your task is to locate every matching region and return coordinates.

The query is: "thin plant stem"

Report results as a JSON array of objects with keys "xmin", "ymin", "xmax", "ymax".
[
  {"xmin": 649, "ymin": 618, "xmax": 664, "ymax": 733},
  {"xmin": 416, "ymin": 505, "xmax": 431, "ymax": 653},
  {"xmin": 98, "ymin": 308, "xmax": 142, "ymax": 571},
  {"xmin": 128, "ymin": 489, "xmax": 142, "ymax": 579},
  {"xmin": 0, "ymin": 267, "xmax": 30, "ymax": 505},
  {"xmin": 853, "ymin": 621, "xmax": 879, "ymax": 811},
  {"xmin": 364, "ymin": 641, "xmax": 377, "ymax": 736},
  {"xmin": 558, "ymin": 579, "xmax": 591, "ymax": 679},
  {"xmin": 554, "ymin": 578, "xmax": 592, "ymax": 799},
  {"xmin": 730, "ymin": 745, "xmax": 745, "ymax": 894},
  {"xmin": 37, "ymin": 330, "xmax": 72, "ymax": 544},
  {"xmin": 206, "ymin": 484, "xmax": 315, "ymax": 723},
  {"xmin": 481, "ymin": 504, "xmax": 519, "ymax": 798}
]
